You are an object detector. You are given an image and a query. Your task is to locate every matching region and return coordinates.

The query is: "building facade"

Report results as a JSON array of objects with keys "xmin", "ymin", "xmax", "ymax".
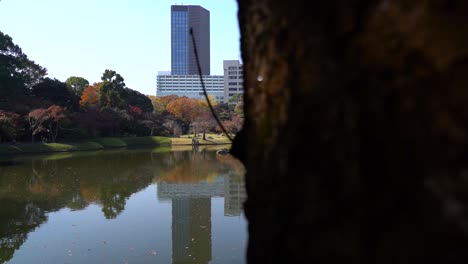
[
  {"xmin": 156, "ymin": 73, "xmax": 225, "ymax": 102},
  {"xmin": 171, "ymin": 5, "xmax": 210, "ymax": 75},
  {"xmin": 223, "ymin": 60, "xmax": 244, "ymax": 103}
]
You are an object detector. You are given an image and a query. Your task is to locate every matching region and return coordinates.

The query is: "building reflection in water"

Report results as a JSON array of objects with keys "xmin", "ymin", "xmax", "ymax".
[
  {"xmin": 157, "ymin": 172, "xmax": 245, "ymax": 264},
  {"xmin": 224, "ymin": 172, "xmax": 247, "ymax": 217}
]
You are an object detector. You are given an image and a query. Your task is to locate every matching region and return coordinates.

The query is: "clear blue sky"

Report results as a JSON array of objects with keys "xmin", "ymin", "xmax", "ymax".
[{"xmin": 0, "ymin": 0, "xmax": 240, "ymax": 95}]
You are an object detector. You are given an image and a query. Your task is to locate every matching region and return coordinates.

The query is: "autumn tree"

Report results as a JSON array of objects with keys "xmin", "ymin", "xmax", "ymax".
[
  {"xmin": 167, "ymin": 97, "xmax": 200, "ymax": 122},
  {"xmin": 192, "ymin": 111, "xmax": 217, "ymax": 140},
  {"xmin": 128, "ymin": 105, "xmax": 143, "ymax": 116},
  {"xmin": 28, "ymin": 108, "xmax": 49, "ymax": 142},
  {"xmin": 80, "ymin": 82, "xmax": 102, "ymax": 109},
  {"xmin": 166, "ymin": 97, "xmax": 203, "ymax": 133},
  {"xmin": 46, "ymin": 105, "xmax": 66, "ymax": 142},
  {"xmin": 198, "ymin": 94, "xmax": 218, "ymax": 107},
  {"xmin": 159, "ymin": 95, "xmax": 179, "ymax": 107},
  {"xmin": 28, "ymin": 105, "xmax": 66, "ymax": 142},
  {"xmin": 148, "ymin": 95, "xmax": 165, "ymax": 115}
]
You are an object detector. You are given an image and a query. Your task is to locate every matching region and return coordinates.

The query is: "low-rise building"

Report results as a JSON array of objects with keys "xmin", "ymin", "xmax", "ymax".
[{"xmin": 156, "ymin": 73, "xmax": 225, "ymax": 102}]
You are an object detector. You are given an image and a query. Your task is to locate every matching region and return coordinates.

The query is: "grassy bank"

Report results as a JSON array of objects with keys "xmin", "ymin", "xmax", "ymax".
[
  {"xmin": 0, "ymin": 134, "xmax": 231, "ymax": 156},
  {"xmin": 0, "ymin": 136, "xmax": 171, "ymax": 155},
  {"xmin": 171, "ymin": 133, "xmax": 233, "ymax": 145},
  {"xmin": 92, "ymin": 136, "xmax": 171, "ymax": 148},
  {"xmin": 0, "ymin": 141, "xmax": 104, "ymax": 155}
]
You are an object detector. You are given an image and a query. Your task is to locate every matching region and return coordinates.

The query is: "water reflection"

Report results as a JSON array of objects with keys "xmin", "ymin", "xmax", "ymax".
[
  {"xmin": 156, "ymin": 148, "xmax": 245, "ymax": 263},
  {"xmin": 0, "ymin": 146, "xmax": 246, "ymax": 264}
]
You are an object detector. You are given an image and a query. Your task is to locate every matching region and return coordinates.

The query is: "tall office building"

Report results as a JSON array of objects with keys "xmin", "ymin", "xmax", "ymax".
[{"xmin": 171, "ymin": 5, "xmax": 210, "ymax": 75}]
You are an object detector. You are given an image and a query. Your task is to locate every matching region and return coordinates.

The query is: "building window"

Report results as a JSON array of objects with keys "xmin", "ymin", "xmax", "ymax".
[
  {"xmin": 228, "ymin": 76, "xmax": 237, "ymax": 79},
  {"xmin": 228, "ymin": 82, "xmax": 237, "ymax": 85},
  {"xmin": 229, "ymin": 88, "xmax": 237, "ymax": 91},
  {"xmin": 228, "ymin": 66, "xmax": 237, "ymax": 70},
  {"xmin": 229, "ymin": 93, "xmax": 235, "ymax": 96},
  {"xmin": 228, "ymin": 71, "xmax": 237, "ymax": 75}
]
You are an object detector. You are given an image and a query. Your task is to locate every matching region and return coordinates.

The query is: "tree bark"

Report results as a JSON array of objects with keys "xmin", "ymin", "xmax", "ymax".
[{"xmin": 233, "ymin": 0, "xmax": 468, "ymax": 263}]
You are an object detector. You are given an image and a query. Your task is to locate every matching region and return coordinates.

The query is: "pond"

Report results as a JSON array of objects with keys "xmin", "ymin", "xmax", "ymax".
[{"xmin": 0, "ymin": 145, "xmax": 247, "ymax": 264}]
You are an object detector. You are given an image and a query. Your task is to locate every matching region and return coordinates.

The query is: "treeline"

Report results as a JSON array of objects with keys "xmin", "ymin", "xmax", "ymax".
[{"xmin": 0, "ymin": 31, "xmax": 243, "ymax": 143}]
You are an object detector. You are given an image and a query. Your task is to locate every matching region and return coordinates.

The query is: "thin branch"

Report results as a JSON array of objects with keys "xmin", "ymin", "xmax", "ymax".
[{"xmin": 190, "ymin": 28, "xmax": 233, "ymax": 142}]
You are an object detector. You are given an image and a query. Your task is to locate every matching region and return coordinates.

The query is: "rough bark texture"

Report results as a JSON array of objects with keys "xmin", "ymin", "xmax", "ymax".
[{"xmin": 232, "ymin": 0, "xmax": 468, "ymax": 263}]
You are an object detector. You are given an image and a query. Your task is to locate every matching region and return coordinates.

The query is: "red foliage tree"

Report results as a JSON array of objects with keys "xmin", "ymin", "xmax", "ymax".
[
  {"xmin": 129, "ymin": 105, "xmax": 143, "ymax": 116},
  {"xmin": 28, "ymin": 105, "xmax": 66, "ymax": 142}
]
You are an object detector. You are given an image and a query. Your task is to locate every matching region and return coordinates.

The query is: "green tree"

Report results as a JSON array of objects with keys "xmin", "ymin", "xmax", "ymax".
[
  {"xmin": 0, "ymin": 110, "xmax": 20, "ymax": 142},
  {"xmin": 214, "ymin": 102, "xmax": 233, "ymax": 121},
  {"xmin": 99, "ymin": 70, "xmax": 126, "ymax": 109},
  {"xmin": 123, "ymin": 89, "xmax": 153, "ymax": 112},
  {"xmin": 234, "ymin": 101, "xmax": 244, "ymax": 118},
  {"xmin": 0, "ymin": 31, "xmax": 47, "ymax": 101},
  {"xmin": 228, "ymin": 93, "xmax": 242, "ymax": 104},
  {"xmin": 65, "ymin": 76, "xmax": 89, "ymax": 97},
  {"xmin": 32, "ymin": 78, "xmax": 79, "ymax": 109}
]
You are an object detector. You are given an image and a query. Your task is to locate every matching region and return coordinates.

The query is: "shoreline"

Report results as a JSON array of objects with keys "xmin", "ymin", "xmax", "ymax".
[{"xmin": 0, "ymin": 136, "xmax": 232, "ymax": 156}]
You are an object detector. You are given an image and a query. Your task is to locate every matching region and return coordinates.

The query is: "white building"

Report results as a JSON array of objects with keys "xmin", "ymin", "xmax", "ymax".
[
  {"xmin": 223, "ymin": 60, "xmax": 244, "ymax": 103},
  {"xmin": 156, "ymin": 74, "xmax": 225, "ymax": 102}
]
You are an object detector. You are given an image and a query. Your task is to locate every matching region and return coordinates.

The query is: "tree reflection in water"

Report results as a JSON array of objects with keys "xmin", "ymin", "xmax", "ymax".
[{"xmin": 0, "ymin": 146, "xmax": 245, "ymax": 262}]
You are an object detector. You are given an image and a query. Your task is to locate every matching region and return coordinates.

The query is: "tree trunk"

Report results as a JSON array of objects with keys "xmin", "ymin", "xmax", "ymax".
[
  {"xmin": 203, "ymin": 130, "xmax": 206, "ymax": 140},
  {"xmin": 233, "ymin": 0, "xmax": 468, "ymax": 262}
]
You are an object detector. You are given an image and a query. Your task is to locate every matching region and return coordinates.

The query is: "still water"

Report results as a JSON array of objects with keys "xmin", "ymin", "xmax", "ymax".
[{"xmin": 0, "ymin": 145, "xmax": 247, "ymax": 264}]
